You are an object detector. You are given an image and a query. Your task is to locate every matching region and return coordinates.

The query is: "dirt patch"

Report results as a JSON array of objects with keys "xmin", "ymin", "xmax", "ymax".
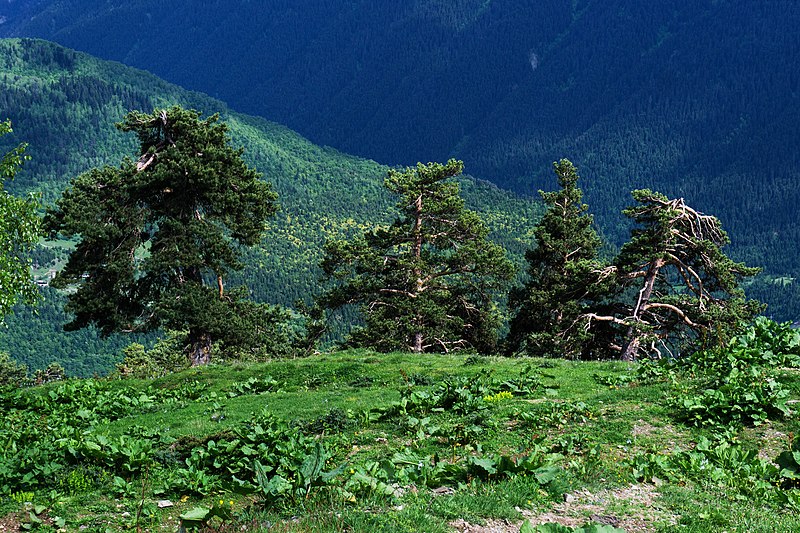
[
  {"xmin": 449, "ymin": 484, "xmax": 678, "ymax": 533},
  {"xmin": 749, "ymin": 425, "xmax": 789, "ymax": 462},
  {"xmin": 0, "ymin": 513, "xmax": 22, "ymax": 532}
]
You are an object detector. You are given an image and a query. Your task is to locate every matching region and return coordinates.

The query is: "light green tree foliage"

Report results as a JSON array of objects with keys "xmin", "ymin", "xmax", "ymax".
[
  {"xmin": 0, "ymin": 119, "xmax": 40, "ymax": 321},
  {"xmin": 0, "ymin": 350, "xmax": 28, "ymax": 387},
  {"xmin": 46, "ymin": 107, "xmax": 284, "ymax": 366},
  {"xmin": 506, "ymin": 160, "xmax": 606, "ymax": 358},
  {"xmin": 320, "ymin": 160, "xmax": 515, "ymax": 353}
]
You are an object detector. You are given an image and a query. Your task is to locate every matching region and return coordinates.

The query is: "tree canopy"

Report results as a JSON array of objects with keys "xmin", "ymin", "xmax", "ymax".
[
  {"xmin": 506, "ymin": 159, "xmax": 606, "ymax": 358},
  {"xmin": 0, "ymin": 119, "xmax": 40, "ymax": 322},
  {"xmin": 584, "ymin": 190, "xmax": 763, "ymax": 361},
  {"xmin": 45, "ymin": 106, "xmax": 280, "ymax": 365},
  {"xmin": 504, "ymin": 161, "xmax": 762, "ymax": 361},
  {"xmin": 319, "ymin": 160, "xmax": 515, "ymax": 353}
]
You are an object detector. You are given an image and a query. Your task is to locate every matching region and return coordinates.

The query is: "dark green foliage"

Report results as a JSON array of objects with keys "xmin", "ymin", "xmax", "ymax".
[
  {"xmin": 777, "ymin": 436, "xmax": 800, "ymax": 487},
  {"xmin": 0, "ymin": 351, "xmax": 28, "ymax": 387},
  {"xmin": 33, "ymin": 362, "xmax": 66, "ymax": 384},
  {"xmin": 507, "ymin": 159, "xmax": 605, "ymax": 358},
  {"xmin": 45, "ymin": 106, "xmax": 282, "ymax": 365},
  {"xmin": 508, "ymin": 181, "xmax": 760, "ymax": 361},
  {"xmin": 0, "ymin": 119, "xmax": 40, "ymax": 321},
  {"xmin": 629, "ymin": 436, "xmax": 780, "ymax": 502},
  {"xmin": 732, "ymin": 316, "xmax": 800, "ymax": 368},
  {"xmin": 590, "ymin": 190, "xmax": 762, "ymax": 361},
  {"xmin": 320, "ymin": 160, "xmax": 515, "ymax": 353},
  {"xmin": 0, "ymin": 287, "xmax": 148, "ymax": 377},
  {"xmin": 115, "ymin": 334, "xmax": 186, "ymax": 379},
  {"xmin": 669, "ymin": 320, "xmax": 796, "ymax": 429},
  {"xmin": 672, "ymin": 359, "xmax": 789, "ymax": 429}
]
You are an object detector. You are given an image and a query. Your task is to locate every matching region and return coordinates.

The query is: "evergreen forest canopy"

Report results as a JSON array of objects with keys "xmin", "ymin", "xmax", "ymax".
[
  {"xmin": 5, "ymin": 102, "xmax": 761, "ymax": 371},
  {"xmin": 1, "ymin": 1, "xmax": 799, "ymax": 320}
]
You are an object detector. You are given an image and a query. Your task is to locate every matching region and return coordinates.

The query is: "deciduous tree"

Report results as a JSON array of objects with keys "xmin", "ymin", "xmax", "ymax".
[{"xmin": 0, "ymin": 119, "xmax": 40, "ymax": 322}]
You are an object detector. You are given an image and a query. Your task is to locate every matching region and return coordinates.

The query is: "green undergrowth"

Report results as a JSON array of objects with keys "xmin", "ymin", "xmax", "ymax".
[{"xmin": 1, "ymin": 336, "xmax": 800, "ymax": 532}]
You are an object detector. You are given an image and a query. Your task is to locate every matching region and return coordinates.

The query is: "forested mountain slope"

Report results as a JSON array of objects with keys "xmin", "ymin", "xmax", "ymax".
[
  {"xmin": 1, "ymin": 0, "xmax": 798, "ymax": 319},
  {"xmin": 0, "ymin": 38, "xmax": 541, "ymax": 374}
]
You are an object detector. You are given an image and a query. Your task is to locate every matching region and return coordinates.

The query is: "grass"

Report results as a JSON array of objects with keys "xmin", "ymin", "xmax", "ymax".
[{"xmin": 2, "ymin": 349, "xmax": 799, "ymax": 532}]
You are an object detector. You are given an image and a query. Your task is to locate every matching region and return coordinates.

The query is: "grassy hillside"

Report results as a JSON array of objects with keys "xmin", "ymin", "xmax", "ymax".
[
  {"xmin": 2, "ymin": 328, "xmax": 800, "ymax": 531},
  {"xmin": 0, "ymin": 38, "xmax": 542, "ymax": 375}
]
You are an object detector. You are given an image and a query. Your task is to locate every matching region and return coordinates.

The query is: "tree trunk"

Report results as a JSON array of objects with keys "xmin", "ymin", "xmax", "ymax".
[
  {"xmin": 188, "ymin": 331, "xmax": 213, "ymax": 366},
  {"xmin": 413, "ymin": 331, "xmax": 423, "ymax": 353},
  {"xmin": 620, "ymin": 257, "xmax": 664, "ymax": 362},
  {"xmin": 411, "ymin": 194, "xmax": 424, "ymax": 354},
  {"xmin": 620, "ymin": 335, "xmax": 640, "ymax": 362}
]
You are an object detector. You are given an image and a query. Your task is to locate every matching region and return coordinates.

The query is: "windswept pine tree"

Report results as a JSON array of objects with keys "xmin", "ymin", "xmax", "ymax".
[
  {"xmin": 319, "ymin": 160, "xmax": 515, "ymax": 353},
  {"xmin": 46, "ymin": 106, "xmax": 285, "ymax": 365},
  {"xmin": 585, "ymin": 190, "xmax": 763, "ymax": 361}
]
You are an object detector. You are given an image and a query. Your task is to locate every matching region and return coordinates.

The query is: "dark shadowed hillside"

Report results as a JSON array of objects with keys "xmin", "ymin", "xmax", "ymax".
[{"xmin": 1, "ymin": 1, "xmax": 798, "ymax": 319}]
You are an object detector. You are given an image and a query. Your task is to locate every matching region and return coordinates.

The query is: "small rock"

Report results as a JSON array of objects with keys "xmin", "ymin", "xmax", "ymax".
[
  {"xmin": 564, "ymin": 493, "xmax": 576, "ymax": 503},
  {"xmin": 432, "ymin": 486, "xmax": 455, "ymax": 496},
  {"xmin": 157, "ymin": 500, "xmax": 174, "ymax": 508},
  {"xmin": 121, "ymin": 512, "xmax": 131, "ymax": 518}
]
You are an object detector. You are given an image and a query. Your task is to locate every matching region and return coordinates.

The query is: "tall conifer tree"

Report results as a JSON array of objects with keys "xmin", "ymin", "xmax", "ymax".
[
  {"xmin": 506, "ymin": 159, "xmax": 605, "ymax": 358},
  {"xmin": 587, "ymin": 190, "xmax": 763, "ymax": 361}
]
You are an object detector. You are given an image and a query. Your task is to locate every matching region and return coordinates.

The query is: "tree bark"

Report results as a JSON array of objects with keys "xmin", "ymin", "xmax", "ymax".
[
  {"xmin": 412, "ymin": 194, "xmax": 424, "ymax": 352},
  {"xmin": 620, "ymin": 257, "xmax": 664, "ymax": 361},
  {"xmin": 413, "ymin": 331, "xmax": 423, "ymax": 354},
  {"xmin": 188, "ymin": 331, "xmax": 212, "ymax": 366}
]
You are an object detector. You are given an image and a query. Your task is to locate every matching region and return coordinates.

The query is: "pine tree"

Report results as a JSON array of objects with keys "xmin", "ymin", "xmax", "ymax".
[
  {"xmin": 319, "ymin": 160, "xmax": 515, "ymax": 353},
  {"xmin": 506, "ymin": 159, "xmax": 606, "ymax": 358},
  {"xmin": 585, "ymin": 190, "xmax": 763, "ymax": 361},
  {"xmin": 45, "ymin": 107, "xmax": 281, "ymax": 365}
]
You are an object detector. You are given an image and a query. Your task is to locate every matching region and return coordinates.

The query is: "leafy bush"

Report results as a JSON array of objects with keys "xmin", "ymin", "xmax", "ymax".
[
  {"xmin": 777, "ymin": 435, "xmax": 800, "ymax": 487},
  {"xmin": 33, "ymin": 362, "xmax": 65, "ymax": 384},
  {"xmin": 116, "ymin": 333, "xmax": 187, "ymax": 379},
  {"xmin": 629, "ymin": 437, "xmax": 779, "ymax": 501},
  {"xmin": 733, "ymin": 317, "xmax": 800, "ymax": 367},
  {"xmin": 670, "ymin": 327, "xmax": 792, "ymax": 428},
  {"xmin": 517, "ymin": 401, "xmax": 594, "ymax": 429},
  {"xmin": 672, "ymin": 362, "xmax": 789, "ymax": 428}
]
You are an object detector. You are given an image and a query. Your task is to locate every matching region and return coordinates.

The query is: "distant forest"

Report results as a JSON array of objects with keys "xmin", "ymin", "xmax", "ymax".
[{"xmin": 1, "ymin": 1, "xmax": 798, "ymax": 322}]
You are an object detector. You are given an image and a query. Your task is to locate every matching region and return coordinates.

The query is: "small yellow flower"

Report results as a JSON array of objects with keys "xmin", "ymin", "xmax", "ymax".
[
  {"xmin": 350, "ymin": 469, "xmax": 355, "ymax": 474},
  {"xmin": 229, "ymin": 500, "xmax": 234, "ymax": 506},
  {"xmin": 219, "ymin": 499, "xmax": 224, "ymax": 505},
  {"xmin": 180, "ymin": 495, "xmax": 189, "ymax": 503}
]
